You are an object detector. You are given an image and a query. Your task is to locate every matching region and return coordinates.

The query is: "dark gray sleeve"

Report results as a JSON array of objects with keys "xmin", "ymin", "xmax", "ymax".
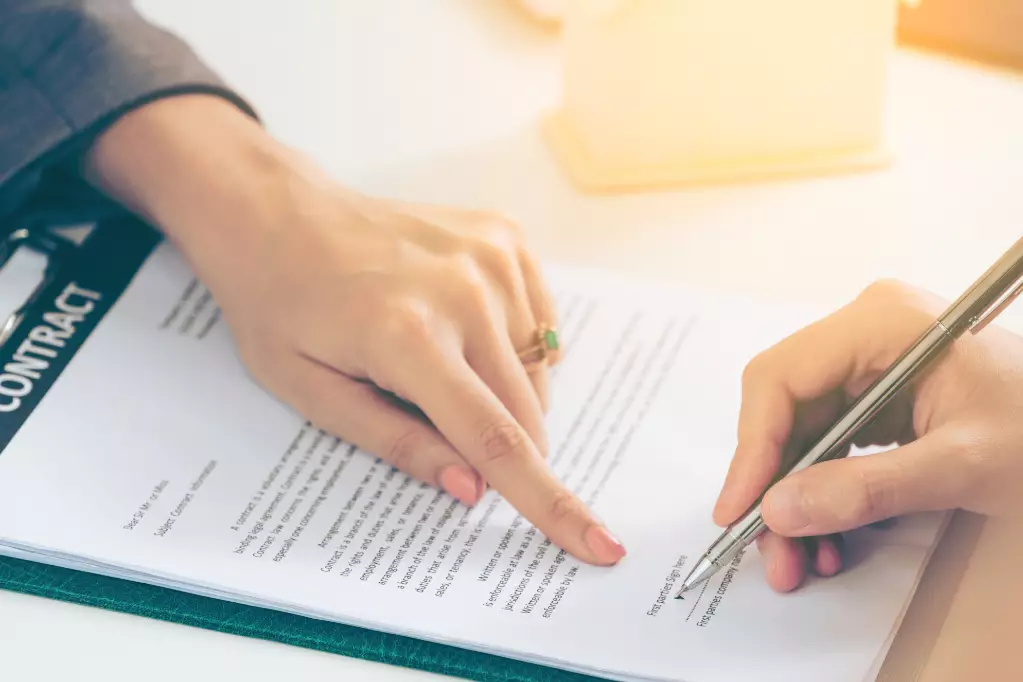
[{"xmin": 0, "ymin": 0, "xmax": 257, "ymax": 221}]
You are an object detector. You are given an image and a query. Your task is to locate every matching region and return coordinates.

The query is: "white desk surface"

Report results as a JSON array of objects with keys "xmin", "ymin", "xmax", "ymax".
[{"xmin": 3, "ymin": 2, "xmax": 1023, "ymax": 680}]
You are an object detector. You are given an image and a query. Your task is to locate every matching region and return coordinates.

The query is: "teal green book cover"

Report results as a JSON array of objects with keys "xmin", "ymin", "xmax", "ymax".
[{"xmin": 0, "ymin": 555, "xmax": 600, "ymax": 682}]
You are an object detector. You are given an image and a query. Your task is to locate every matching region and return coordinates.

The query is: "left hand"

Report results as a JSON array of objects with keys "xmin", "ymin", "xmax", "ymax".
[{"xmin": 83, "ymin": 94, "xmax": 627, "ymax": 567}]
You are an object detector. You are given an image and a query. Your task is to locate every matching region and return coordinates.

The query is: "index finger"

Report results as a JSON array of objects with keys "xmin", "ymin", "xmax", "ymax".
[
  {"xmin": 385, "ymin": 347, "xmax": 626, "ymax": 566},
  {"xmin": 712, "ymin": 282, "xmax": 935, "ymax": 526}
]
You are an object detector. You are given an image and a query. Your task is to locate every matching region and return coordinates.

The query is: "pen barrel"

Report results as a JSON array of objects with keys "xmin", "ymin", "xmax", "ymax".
[
  {"xmin": 938, "ymin": 235, "xmax": 1023, "ymax": 336},
  {"xmin": 708, "ymin": 513, "xmax": 767, "ymax": 571},
  {"xmin": 787, "ymin": 322, "xmax": 953, "ymax": 477}
]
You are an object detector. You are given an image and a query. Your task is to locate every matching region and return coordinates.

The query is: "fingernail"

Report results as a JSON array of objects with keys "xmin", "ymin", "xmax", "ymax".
[
  {"xmin": 814, "ymin": 539, "xmax": 843, "ymax": 577},
  {"xmin": 439, "ymin": 466, "xmax": 480, "ymax": 506},
  {"xmin": 585, "ymin": 526, "xmax": 626, "ymax": 564},
  {"xmin": 763, "ymin": 485, "xmax": 809, "ymax": 533}
]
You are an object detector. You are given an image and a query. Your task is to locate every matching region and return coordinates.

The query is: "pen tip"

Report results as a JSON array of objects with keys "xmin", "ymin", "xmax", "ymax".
[{"xmin": 674, "ymin": 580, "xmax": 695, "ymax": 599}]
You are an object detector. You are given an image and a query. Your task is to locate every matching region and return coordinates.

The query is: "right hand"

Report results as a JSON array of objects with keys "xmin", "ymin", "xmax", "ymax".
[
  {"xmin": 713, "ymin": 279, "xmax": 1023, "ymax": 592},
  {"xmin": 84, "ymin": 94, "xmax": 626, "ymax": 567}
]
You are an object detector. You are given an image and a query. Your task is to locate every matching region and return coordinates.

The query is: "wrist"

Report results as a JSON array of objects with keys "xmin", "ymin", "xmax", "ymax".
[{"xmin": 83, "ymin": 94, "xmax": 320, "ymax": 269}]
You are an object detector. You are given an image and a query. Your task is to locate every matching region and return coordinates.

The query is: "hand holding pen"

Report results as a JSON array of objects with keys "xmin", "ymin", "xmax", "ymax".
[{"xmin": 687, "ymin": 237, "xmax": 1023, "ymax": 594}]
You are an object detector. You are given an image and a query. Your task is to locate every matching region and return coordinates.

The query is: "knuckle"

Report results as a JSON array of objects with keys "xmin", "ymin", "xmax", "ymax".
[
  {"xmin": 858, "ymin": 278, "xmax": 939, "ymax": 317},
  {"xmin": 473, "ymin": 239, "xmax": 517, "ymax": 276},
  {"xmin": 475, "ymin": 210, "xmax": 524, "ymax": 241},
  {"xmin": 547, "ymin": 490, "xmax": 581, "ymax": 524},
  {"xmin": 516, "ymin": 245, "xmax": 543, "ymax": 276},
  {"xmin": 847, "ymin": 467, "xmax": 896, "ymax": 524},
  {"xmin": 448, "ymin": 251, "xmax": 487, "ymax": 288},
  {"xmin": 477, "ymin": 421, "xmax": 529, "ymax": 465},
  {"xmin": 947, "ymin": 429, "xmax": 983, "ymax": 462},
  {"xmin": 448, "ymin": 255, "xmax": 494, "ymax": 313},
  {"xmin": 859, "ymin": 278, "xmax": 913, "ymax": 303},
  {"xmin": 740, "ymin": 353, "xmax": 771, "ymax": 389},
  {"xmin": 946, "ymin": 429, "xmax": 991, "ymax": 495},
  {"xmin": 379, "ymin": 297, "xmax": 433, "ymax": 343},
  {"xmin": 386, "ymin": 429, "xmax": 423, "ymax": 472},
  {"xmin": 472, "ymin": 240, "xmax": 520, "ymax": 293},
  {"xmin": 495, "ymin": 217, "xmax": 524, "ymax": 242}
]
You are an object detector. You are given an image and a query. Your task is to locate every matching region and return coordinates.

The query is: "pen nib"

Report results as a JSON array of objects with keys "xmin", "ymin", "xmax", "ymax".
[{"xmin": 675, "ymin": 556, "xmax": 714, "ymax": 599}]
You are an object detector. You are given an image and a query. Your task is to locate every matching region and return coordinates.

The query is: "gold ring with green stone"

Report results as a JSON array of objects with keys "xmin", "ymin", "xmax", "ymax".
[{"xmin": 518, "ymin": 325, "xmax": 561, "ymax": 370}]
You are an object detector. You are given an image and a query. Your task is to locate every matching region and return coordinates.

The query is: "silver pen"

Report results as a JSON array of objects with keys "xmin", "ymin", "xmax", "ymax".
[{"xmin": 677, "ymin": 236, "xmax": 1023, "ymax": 596}]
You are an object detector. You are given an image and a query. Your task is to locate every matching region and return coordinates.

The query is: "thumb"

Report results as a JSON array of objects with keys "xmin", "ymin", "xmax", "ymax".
[{"xmin": 760, "ymin": 432, "xmax": 968, "ymax": 537}]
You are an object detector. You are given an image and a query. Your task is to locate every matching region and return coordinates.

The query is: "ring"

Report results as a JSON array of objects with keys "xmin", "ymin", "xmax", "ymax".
[{"xmin": 517, "ymin": 325, "xmax": 560, "ymax": 371}]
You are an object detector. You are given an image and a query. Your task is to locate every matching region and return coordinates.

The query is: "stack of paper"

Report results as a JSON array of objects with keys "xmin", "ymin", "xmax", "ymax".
[{"xmin": 0, "ymin": 221, "xmax": 945, "ymax": 682}]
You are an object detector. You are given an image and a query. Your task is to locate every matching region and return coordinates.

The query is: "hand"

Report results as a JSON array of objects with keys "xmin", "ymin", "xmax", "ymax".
[
  {"xmin": 84, "ymin": 95, "xmax": 626, "ymax": 566},
  {"xmin": 713, "ymin": 279, "xmax": 1023, "ymax": 592}
]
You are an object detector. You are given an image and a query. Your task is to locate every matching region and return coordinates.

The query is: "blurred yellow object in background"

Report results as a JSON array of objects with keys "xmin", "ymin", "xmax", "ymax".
[
  {"xmin": 512, "ymin": 0, "xmax": 569, "ymax": 24},
  {"xmin": 544, "ymin": 0, "xmax": 908, "ymax": 192},
  {"xmin": 898, "ymin": 0, "xmax": 1023, "ymax": 71}
]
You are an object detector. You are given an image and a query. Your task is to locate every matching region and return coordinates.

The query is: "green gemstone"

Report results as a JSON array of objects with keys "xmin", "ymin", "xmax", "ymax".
[{"xmin": 543, "ymin": 329, "xmax": 559, "ymax": 351}]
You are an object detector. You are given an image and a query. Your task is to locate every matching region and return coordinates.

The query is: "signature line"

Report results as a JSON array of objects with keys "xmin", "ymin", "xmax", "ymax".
[{"xmin": 685, "ymin": 579, "xmax": 712, "ymax": 622}]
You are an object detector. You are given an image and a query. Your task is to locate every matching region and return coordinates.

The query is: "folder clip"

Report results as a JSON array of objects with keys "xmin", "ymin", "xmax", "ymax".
[{"xmin": 0, "ymin": 225, "xmax": 78, "ymax": 348}]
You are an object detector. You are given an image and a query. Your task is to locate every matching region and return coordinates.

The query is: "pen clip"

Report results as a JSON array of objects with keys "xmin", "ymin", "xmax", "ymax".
[{"xmin": 970, "ymin": 273, "xmax": 1023, "ymax": 335}]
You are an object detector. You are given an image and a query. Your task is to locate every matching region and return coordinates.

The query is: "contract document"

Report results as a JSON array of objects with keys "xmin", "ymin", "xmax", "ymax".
[{"xmin": 0, "ymin": 219, "xmax": 945, "ymax": 682}]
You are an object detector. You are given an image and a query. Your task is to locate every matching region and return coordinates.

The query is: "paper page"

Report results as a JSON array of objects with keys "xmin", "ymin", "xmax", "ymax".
[{"xmin": 0, "ymin": 222, "xmax": 944, "ymax": 682}]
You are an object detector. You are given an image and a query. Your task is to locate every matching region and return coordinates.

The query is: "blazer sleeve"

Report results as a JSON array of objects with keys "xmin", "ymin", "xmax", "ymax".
[{"xmin": 0, "ymin": 0, "xmax": 258, "ymax": 221}]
